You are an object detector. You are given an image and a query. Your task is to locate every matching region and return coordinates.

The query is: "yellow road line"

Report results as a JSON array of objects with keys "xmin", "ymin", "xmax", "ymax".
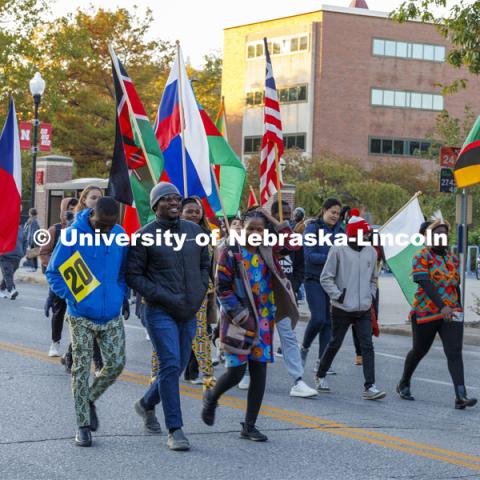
[{"xmin": 2, "ymin": 341, "xmax": 480, "ymax": 472}]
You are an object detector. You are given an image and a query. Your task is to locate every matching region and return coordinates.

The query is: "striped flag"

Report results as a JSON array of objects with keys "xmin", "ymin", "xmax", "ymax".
[
  {"xmin": 454, "ymin": 115, "xmax": 480, "ymax": 188},
  {"xmin": 260, "ymin": 37, "xmax": 284, "ymax": 205}
]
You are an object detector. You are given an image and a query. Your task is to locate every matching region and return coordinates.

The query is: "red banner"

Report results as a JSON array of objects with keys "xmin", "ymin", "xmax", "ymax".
[
  {"xmin": 39, "ymin": 123, "xmax": 52, "ymax": 152},
  {"xmin": 19, "ymin": 121, "xmax": 32, "ymax": 150},
  {"xmin": 439, "ymin": 146, "xmax": 460, "ymax": 168},
  {"xmin": 36, "ymin": 170, "xmax": 44, "ymax": 185}
]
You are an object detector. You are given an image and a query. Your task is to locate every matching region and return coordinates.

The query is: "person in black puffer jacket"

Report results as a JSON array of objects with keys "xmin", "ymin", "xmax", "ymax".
[{"xmin": 126, "ymin": 182, "xmax": 209, "ymax": 452}]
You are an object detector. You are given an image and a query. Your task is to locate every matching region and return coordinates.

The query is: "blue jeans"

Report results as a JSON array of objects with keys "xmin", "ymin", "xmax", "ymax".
[
  {"xmin": 302, "ymin": 278, "xmax": 332, "ymax": 359},
  {"xmin": 142, "ymin": 306, "xmax": 196, "ymax": 430}
]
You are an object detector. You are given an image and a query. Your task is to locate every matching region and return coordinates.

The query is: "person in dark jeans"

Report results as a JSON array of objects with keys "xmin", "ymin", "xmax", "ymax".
[
  {"xmin": 301, "ymin": 198, "xmax": 343, "ymax": 373},
  {"xmin": 126, "ymin": 182, "xmax": 209, "ymax": 452},
  {"xmin": 397, "ymin": 220, "xmax": 477, "ymax": 409},
  {"xmin": 316, "ymin": 214, "xmax": 385, "ymax": 400},
  {"xmin": 0, "ymin": 225, "xmax": 26, "ymax": 300},
  {"xmin": 23, "ymin": 208, "xmax": 40, "ymax": 271}
]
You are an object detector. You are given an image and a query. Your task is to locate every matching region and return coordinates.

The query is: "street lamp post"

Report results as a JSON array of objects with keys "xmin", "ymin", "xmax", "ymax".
[{"xmin": 29, "ymin": 72, "xmax": 45, "ymax": 209}]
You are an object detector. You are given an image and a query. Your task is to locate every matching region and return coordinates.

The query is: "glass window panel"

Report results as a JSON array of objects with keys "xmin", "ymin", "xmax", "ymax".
[
  {"xmin": 433, "ymin": 95, "xmax": 444, "ymax": 110},
  {"xmin": 407, "ymin": 43, "xmax": 413, "ymax": 58},
  {"xmin": 370, "ymin": 138, "xmax": 381, "ymax": 154},
  {"xmin": 422, "ymin": 93, "xmax": 433, "ymax": 110},
  {"xmin": 254, "ymin": 91, "xmax": 263, "ymax": 105},
  {"xmin": 373, "ymin": 39, "xmax": 385, "ymax": 56},
  {"xmin": 394, "ymin": 140, "xmax": 405, "ymax": 155},
  {"xmin": 256, "ymin": 43, "xmax": 264, "ymax": 57},
  {"xmin": 289, "ymin": 87, "xmax": 298, "ymax": 102},
  {"xmin": 424, "ymin": 44, "xmax": 435, "ymax": 61},
  {"xmin": 411, "ymin": 92, "xmax": 422, "ymax": 109},
  {"xmin": 253, "ymin": 137, "xmax": 262, "ymax": 151},
  {"xmin": 279, "ymin": 88, "xmax": 288, "ymax": 102},
  {"xmin": 246, "ymin": 92, "xmax": 254, "ymax": 105},
  {"xmin": 409, "ymin": 141, "xmax": 420, "ymax": 156},
  {"xmin": 290, "ymin": 37, "xmax": 299, "ymax": 52},
  {"xmin": 382, "ymin": 139, "xmax": 393, "ymax": 154},
  {"xmin": 371, "ymin": 89, "xmax": 383, "ymax": 105},
  {"xmin": 286, "ymin": 135, "xmax": 295, "ymax": 149},
  {"xmin": 435, "ymin": 45, "xmax": 446, "ymax": 61},
  {"xmin": 298, "ymin": 85, "xmax": 307, "ymax": 101},
  {"xmin": 385, "ymin": 40, "xmax": 396, "ymax": 56},
  {"xmin": 395, "ymin": 91, "xmax": 406, "ymax": 107},
  {"xmin": 396, "ymin": 42, "xmax": 408, "ymax": 58},
  {"xmin": 412, "ymin": 43, "xmax": 423, "ymax": 59},
  {"xmin": 421, "ymin": 142, "xmax": 431, "ymax": 153},
  {"xmin": 244, "ymin": 138, "xmax": 253, "ymax": 152},
  {"xmin": 247, "ymin": 45, "xmax": 255, "ymax": 58},
  {"xmin": 299, "ymin": 36, "xmax": 308, "ymax": 51},
  {"xmin": 383, "ymin": 90, "xmax": 395, "ymax": 106},
  {"xmin": 296, "ymin": 135, "xmax": 306, "ymax": 151},
  {"xmin": 273, "ymin": 42, "xmax": 281, "ymax": 55}
]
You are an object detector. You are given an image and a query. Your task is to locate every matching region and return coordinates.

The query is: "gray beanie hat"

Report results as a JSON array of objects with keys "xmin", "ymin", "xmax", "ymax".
[{"xmin": 150, "ymin": 182, "xmax": 181, "ymax": 211}]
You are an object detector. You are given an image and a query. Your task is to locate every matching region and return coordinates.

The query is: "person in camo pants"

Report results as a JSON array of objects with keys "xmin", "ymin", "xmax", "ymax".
[{"xmin": 46, "ymin": 197, "xmax": 130, "ymax": 448}]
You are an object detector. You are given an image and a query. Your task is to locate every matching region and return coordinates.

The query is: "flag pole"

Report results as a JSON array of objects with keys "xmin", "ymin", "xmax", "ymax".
[
  {"xmin": 379, "ymin": 191, "xmax": 423, "ymax": 232},
  {"xmin": 108, "ymin": 45, "xmax": 156, "ymax": 185},
  {"xmin": 210, "ymin": 165, "xmax": 230, "ymax": 234},
  {"xmin": 176, "ymin": 40, "xmax": 189, "ymax": 197},
  {"xmin": 274, "ymin": 143, "xmax": 283, "ymax": 222}
]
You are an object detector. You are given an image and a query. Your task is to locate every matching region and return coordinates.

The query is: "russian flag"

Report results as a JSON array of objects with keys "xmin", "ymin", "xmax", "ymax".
[
  {"xmin": 0, "ymin": 96, "xmax": 22, "ymax": 254},
  {"xmin": 154, "ymin": 46, "xmax": 221, "ymax": 214}
]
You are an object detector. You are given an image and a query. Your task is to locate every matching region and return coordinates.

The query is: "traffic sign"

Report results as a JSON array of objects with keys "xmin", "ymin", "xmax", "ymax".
[
  {"xmin": 439, "ymin": 146, "xmax": 460, "ymax": 168},
  {"xmin": 439, "ymin": 168, "xmax": 456, "ymax": 193}
]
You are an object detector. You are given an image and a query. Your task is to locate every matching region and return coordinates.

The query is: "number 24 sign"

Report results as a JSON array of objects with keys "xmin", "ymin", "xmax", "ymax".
[{"xmin": 59, "ymin": 251, "xmax": 100, "ymax": 303}]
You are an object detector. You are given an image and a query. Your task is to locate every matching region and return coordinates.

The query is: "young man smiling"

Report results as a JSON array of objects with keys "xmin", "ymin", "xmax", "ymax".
[
  {"xmin": 46, "ymin": 197, "xmax": 129, "ymax": 447},
  {"xmin": 126, "ymin": 182, "xmax": 210, "ymax": 451}
]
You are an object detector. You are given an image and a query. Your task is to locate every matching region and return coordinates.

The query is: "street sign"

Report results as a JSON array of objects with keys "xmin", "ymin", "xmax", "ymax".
[
  {"xmin": 439, "ymin": 146, "xmax": 460, "ymax": 168},
  {"xmin": 439, "ymin": 168, "xmax": 456, "ymax": 193},
  {"xmin": 19, "ymin": 121, "xmax": 32, "ymax": 150},
  {"xmin": 39, "ymin": 123, "xmax": 52, "ymax": 152}
]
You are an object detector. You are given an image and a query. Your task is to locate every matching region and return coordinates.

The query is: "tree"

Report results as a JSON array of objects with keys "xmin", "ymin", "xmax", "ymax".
[{"xmin": 393, "ymin": 1, "xmax": 480, "ymax": 91}]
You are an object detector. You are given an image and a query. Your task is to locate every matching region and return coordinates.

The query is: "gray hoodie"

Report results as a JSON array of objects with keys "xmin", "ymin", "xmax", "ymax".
[{"xmin": 320, "ymin": 244, "xmax": 378, "ymax": 313}]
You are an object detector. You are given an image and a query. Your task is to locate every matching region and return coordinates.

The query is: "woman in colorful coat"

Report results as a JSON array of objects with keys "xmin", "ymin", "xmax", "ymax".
[{"xmin": 201, "ymin": 209, "xmax": 299, "ymax": 441}]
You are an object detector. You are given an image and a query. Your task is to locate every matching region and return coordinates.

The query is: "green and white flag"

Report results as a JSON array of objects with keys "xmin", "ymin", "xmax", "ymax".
[{"xmin": 380, "ymin": 195, "xmax": 424, "ymax": 306}]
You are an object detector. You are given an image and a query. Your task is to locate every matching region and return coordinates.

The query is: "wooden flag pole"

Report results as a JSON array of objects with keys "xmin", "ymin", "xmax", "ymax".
[
  {"xmin": 274, "ymin": 143, "xmax": 283, "ymax": 223},
  {"xmin": 108, "ymin": 45, "xmax": 156, "ymax": 185},
  {"xmin": 210, "ymin": 165, "xmax": 230, "ymax": 234},
  {"xmin": 176, "ymin": 40, "xmax": 189, "ymax": 198}
]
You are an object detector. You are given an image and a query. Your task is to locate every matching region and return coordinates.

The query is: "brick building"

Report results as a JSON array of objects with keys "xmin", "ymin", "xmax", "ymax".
[{"xmin": 222, "ymin": 0, "xmax": 480, "ymax": 170}]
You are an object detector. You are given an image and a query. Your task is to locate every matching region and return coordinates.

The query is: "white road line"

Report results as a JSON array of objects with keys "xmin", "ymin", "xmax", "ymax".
[
  {"xmin": 124, "ymin": 324, "xmax": 146, "ymax": 331},
  {"xmin": 20, "ymin": 307, "xmax": 43, "ymax": 312},
  {"xmin": 376, "ymin": 352, "xmax": 404, "ymax": 360},
  {"xmin": 415, "ymin": 377, "xmax": 478, "ymax": 391}
]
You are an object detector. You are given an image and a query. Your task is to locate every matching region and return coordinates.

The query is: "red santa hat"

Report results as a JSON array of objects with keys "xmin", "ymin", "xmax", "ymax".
[{"xmin": 346, "ymin": 214, "xmax": 371, "ymax": 238}]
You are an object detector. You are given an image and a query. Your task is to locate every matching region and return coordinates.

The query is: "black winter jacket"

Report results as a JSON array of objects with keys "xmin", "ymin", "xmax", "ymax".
[{"xmin": 126, "ymin": 217, "xmax": 210, "ymax": 322}]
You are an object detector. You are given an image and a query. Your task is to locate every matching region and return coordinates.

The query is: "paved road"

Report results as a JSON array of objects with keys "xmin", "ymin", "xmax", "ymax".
[{"xmin": 2, "ymin": 282, "xmax": 480, "ymax": 480}]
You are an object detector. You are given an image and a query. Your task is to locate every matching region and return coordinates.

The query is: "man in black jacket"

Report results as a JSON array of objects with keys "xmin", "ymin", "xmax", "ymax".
[{"xmin": 126, "ymin": 182, "xmax": 209, "ymax": 451}]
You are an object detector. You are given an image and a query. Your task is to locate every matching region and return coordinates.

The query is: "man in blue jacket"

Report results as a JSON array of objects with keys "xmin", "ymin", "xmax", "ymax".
[{"xmin": 46, "ymin": 197, "xmax": 129, "ymax": 447}]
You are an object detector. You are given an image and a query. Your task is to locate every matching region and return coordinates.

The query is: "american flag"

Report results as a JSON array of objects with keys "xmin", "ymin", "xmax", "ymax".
[{"xmin": 260, "ymin": 37, "xmax": 284, "ymax": 205}]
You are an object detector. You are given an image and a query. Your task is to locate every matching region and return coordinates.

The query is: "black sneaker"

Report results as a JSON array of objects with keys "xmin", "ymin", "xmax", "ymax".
[
  {"xmin": 134, "ymin": 399, "xmax": 162, "ymax": 433},
  {"xmin": 89, "ymin": 402, "xmax": 98, "ymax": 432},
  {"xmin": 240, "ymin": 422, "xmax": 268, "ymax": 442},
  {"xmin": 396, "ymin": 382, "xmax": 415, "ymax": 401},
  {"xmin": 201, "ymin": 390, "xmax": 218, "ymax": 426},
  {"xmin": 75, "ymin": 426, "xmax": 92, "ymax": 447}
]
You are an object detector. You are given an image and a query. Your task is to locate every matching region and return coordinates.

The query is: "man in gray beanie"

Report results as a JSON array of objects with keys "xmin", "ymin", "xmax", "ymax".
[{"xmin": 126, "ymin": 182, "xmax": 210, "ymax": 451}]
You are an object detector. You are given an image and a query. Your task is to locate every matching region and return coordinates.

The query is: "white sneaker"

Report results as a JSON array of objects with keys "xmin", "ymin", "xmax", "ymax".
[
  {"xmin": 290, "ymin": 380, "xmax": 318, "ymax": 398},
  {"xmin": 326, "ymin": 367, "xmax": 336, "ymax": 375},
  {"xmin": 0, "ymin": 289, "xmax": 7, "ymax": 298},
  {"xmin": 238, "ymin": 373, "xmax": 250, "ymax": 390},
  {"xmin": 8, "ymin": 289, "xmax": 18, "ymax": 300},
  {"xmin": 48, "ymin": 341, "xmax": 61, "ymax": 357},
  {"xmin": 363, "ymin": 385, "xmax": 386, "ymax": 400},
  {"xmin": 315, "ymin": 377, "xmax": 331, "ymax": 393}
]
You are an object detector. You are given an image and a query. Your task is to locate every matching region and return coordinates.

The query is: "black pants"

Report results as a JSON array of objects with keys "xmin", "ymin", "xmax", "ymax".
[
  {"xmin": 0, "ymin": 258, "xmax": 19, "ymax": 292},
  {"xmin": 51, "ymin": 293, "xmax": 67, "ymax": 343},
  {"xmin": 352, "ymin": 326, "xmax": 361, "ymax": 356},
  {"xmin": 401, "ymin": 316, "xmax": 464, "ymax": 386},
  {"xmin": 210, "ymin": 360, "xmax": 267, "ymax": 426},
  {"xmin": 318, "ymin": 308, "xmax": 375, "ymax": 389}
]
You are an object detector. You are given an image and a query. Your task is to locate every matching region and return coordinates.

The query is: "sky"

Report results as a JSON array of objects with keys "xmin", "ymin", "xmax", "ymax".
[{"xmin": 49, "ymin": 0, "xmax": 409, "ymax": 67}]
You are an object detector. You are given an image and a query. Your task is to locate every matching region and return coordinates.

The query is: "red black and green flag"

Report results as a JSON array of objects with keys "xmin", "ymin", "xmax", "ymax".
[{"xmin": 454, "ymin": 115, "xmax": 480, "ymax": 188}]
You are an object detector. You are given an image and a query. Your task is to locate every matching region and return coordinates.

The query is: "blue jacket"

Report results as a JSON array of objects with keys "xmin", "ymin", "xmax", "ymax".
[
  {"xmin": 46, "ymin": 209, "xmax": 128, "ymax": 324},
  {"xmin": 1, "ymin": 226, "xmax": 27, "ymax": 260},
  {"xmin": 304, "ymin": 219, "xmax": 343, "ymax": 280}
]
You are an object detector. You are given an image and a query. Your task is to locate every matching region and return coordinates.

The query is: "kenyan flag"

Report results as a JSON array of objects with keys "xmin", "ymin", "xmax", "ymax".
[{"xmin": 454, "ymin": 115, "xmax": 480, "ymax": 189}]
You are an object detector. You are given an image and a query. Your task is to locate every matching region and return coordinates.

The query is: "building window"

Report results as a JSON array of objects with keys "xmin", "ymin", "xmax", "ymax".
[
  {"xmin": 246, "ymin": 34, "xmax": 309, "ymax": 59},
  {"xmin": 283, "ymin": 133, "xmax": 306, "ymax": 151},
  {"xmin": 371, "ymin": 88, "xmax": 444, "ymax": 111},
  {"xmin": 372, "ymin": 38, "xmax": 446, "ymax": 62},
  {"xmin": 369, "ymin": 137, "xmax": 432, "ymax": 158},
  {"xmin": 244, "ymin": 136, "xmax": 262, "ymax": 153},
  {"xmin": 245, "ymin": 84, "xmax": 308, "ymax": 106}
]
